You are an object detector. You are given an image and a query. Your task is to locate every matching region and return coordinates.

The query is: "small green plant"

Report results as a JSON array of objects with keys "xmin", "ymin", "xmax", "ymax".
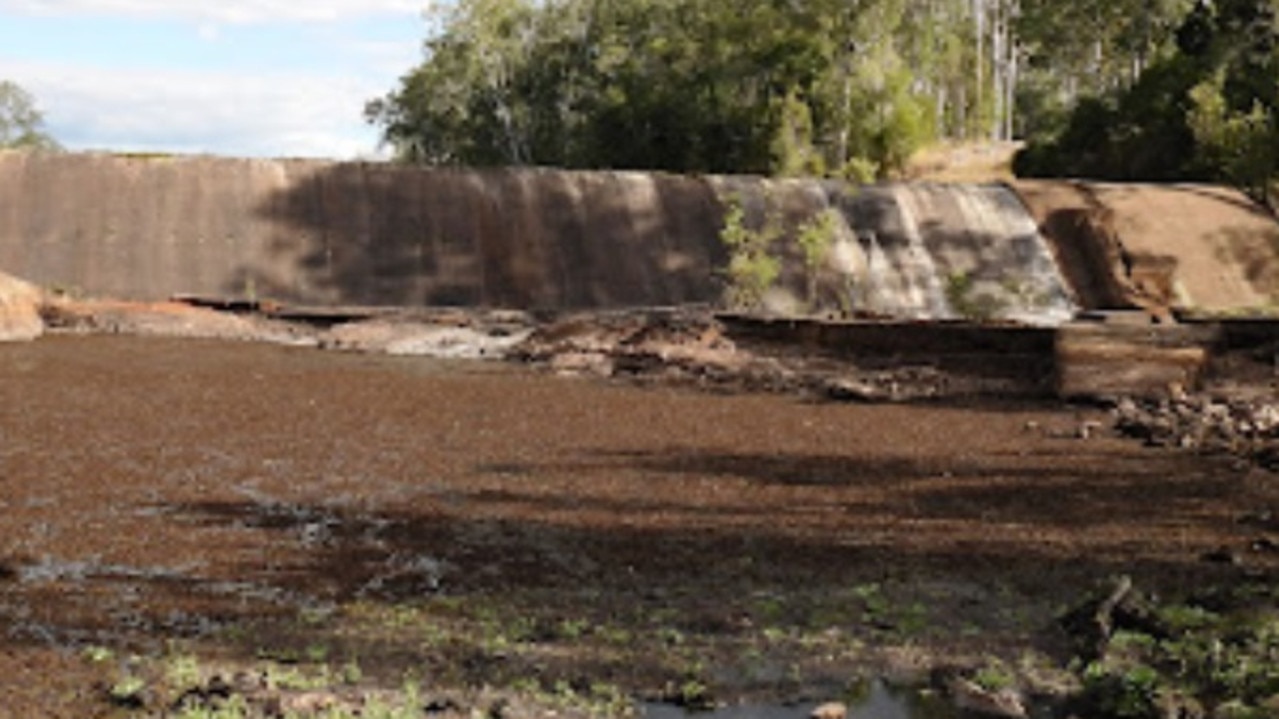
[
  {"xmin": 762, "ymin": 625, "xmax": 789, "ymax": 644},
  {"xmin": 753, "ymin": 595, "xmax": 786, "ymax": 623},
  {"xmin": 305, "ymin": 643, "xmax": 331, "ymax": 662},
  {"xmin": 719, "ymin": 197, "xmax": 783, "ymax": 311},
  {"xmin": 558, "ymin": 617, "xmax": 590, "ymax": 640},
  {"xmin": 655, "ymin": 626, "xmax": 687, "ymax": 647},
  {"xmin": 1000, "ymin": 276, "xmax": 1054, "ymax": 311},
  {"xmin": 166, "ymin": 653, "xmax": 204, "ymax": 690},
  {"xmin": 340, "ymin": 659, "xmax": 364, "ymax": 685},
  {"xmin": 796, "ymin": 208, "xmax": 841, "ymax": 311},
  {"xmin": 108, "ymin": 674, "xmax": 148, "ymax": 706},
  {"xmin": 676, "ymin": 676, "xmax": 714, "ymax": 710},
  {"xmin": 592, "ymin": 622, "xmax": 632, "ymax": 646},
  {"xmin": 974, "ymin": 659, "xmax": 1017, "ymax": 692},
  {"xmin": 1081, "ymin": 662, "xmax": 1162, "ymax": 718},
  {"xmin": 945, "ymin": 271, "xmax": 1006, "ymax": 321},
  {"xmin": 83, "ymin": 645, "xmax": 114, "ymax": 664},
  {"xmin": 895, "ymin": 601, "xmax": 930, "ymax": 636},
  {"xmin": 852, "ymin": 582, "xmax": 889, "ymax": 622},
  {"xmin": 1064, "ymin": 584, "xmax": 1279, "ymax": 717}
]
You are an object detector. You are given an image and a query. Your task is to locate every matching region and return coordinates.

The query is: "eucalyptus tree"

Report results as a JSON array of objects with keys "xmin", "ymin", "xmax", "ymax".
[
  {"xmin": 0, "ymin": 80, "xmax": 59, "ymax": 151},
  {"xmin": 367, "ymin": 0, "xmax": 944, "ymax": 177}
]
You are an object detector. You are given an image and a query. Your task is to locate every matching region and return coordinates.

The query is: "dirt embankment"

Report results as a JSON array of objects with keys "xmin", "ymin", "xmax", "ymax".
[{"xmin": 1012, "ymin": 180, "xmax": 1279, "ymax": 318}]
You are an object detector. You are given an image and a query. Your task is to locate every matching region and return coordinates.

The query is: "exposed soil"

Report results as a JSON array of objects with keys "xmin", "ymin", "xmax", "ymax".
[
  {"xmin": 2, "ymin": 332, "xmax": 1278, "ymax": 716},
  {"xmin": 1012, "ymin": 180, "xmax": 1279, "ymax": 316}
]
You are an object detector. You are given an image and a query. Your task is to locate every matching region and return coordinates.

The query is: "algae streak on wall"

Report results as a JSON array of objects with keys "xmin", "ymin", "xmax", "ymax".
[
  {"xmin": 0, "ymin": 152, "xmax": 1075, "ymax": 323},
  {"xmin": 714, "ymin": 177, "xmax": 1076, "ymax": 324}
]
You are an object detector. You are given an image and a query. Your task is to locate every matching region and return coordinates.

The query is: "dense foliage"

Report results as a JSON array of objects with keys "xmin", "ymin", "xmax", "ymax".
[
  {"xmin": 369, "ymin": 0, "xmax": 1275, "ymax": 189},
  {"xmin": 368, "ymin": 0, "xmax": 1011, "ymax": 177},
  {"xmin": 1014, "ymin": 0, "xmax": 1279, "ymax": 197}
]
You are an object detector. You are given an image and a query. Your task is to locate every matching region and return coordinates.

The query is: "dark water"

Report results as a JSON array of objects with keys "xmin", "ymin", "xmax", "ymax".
[{"xmin": 643, "ymin": 680, "xmax": 958, "ymax": 719}]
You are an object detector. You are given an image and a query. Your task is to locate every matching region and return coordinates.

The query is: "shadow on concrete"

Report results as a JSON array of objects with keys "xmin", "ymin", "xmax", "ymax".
[{"xmin": 241, "ymin": 165, "xmax": 729, "ymax": 310}]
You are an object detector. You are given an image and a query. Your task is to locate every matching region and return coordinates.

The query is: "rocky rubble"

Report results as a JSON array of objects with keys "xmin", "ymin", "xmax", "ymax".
[
  {"xmin": 39, "ymin": 296, "xmax": 316, "ymax": 346},
  {"xmin": 318, "ymin": 310, "xmax": 534, "ymax": 358},
  {"xmin": 511, "ymin": 308, "xmax": 961, "ymax": 401},
  {"xmin": 21, "ymin": 294, "xmax": 1001, "ymax": 402},
  {"xmin": 510, "ymin": 308, "xmax": 748, "ymax": 381},
  {"xmin": 1112, "ymin": 393, "xmax": 1279, "ymax": 469}
]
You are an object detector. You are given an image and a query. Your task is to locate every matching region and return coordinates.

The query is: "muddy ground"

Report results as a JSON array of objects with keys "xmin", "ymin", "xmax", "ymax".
[{"xmin": 1, "ymin": 328, "xmax": 1278, "ymax": 717}]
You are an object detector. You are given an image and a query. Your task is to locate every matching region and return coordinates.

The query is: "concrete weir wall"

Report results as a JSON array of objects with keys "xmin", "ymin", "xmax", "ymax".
[
  {"xmin": 0, "ymin": 152, "xmax": 1078, "ymax": 321},
  {"xmin": 0, "ymin": 152, "xmax": 728, "ymax": 308},
  {"xmin": 2, "ymin": 152, "xmax": 1278, "ymax": 322}
]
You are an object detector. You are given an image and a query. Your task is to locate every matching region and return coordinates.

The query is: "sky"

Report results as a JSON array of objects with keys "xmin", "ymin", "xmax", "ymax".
[{"xmin": 0, "ymin": 1, "xmax": 429, "ymax": 159}]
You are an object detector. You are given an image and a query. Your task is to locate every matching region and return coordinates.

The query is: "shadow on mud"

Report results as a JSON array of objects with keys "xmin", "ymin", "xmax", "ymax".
[
  {"xmin": 0, "ymin": 336, "xmax": 1272, "ymax": 711},
  {"xmin": 0, "ymin": 436, "xmax": 1260, "ymax": 701}
]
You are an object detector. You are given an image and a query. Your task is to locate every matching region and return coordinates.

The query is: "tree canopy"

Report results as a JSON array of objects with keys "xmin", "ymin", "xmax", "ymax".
[
  {"xmin": 368, "ymin": 0, "xmax": 1000, "ymax": 177},
  {"xmin": 0, "ymin": 80, "xmax": 60, "ymax": 152},
  {"xmin": 369, "ymin": 0, "xmax": 1276, "ymax": 191},
  {"xmin": 1014, "ymin": 0, "xmax": 1279, "ymax": 197}
]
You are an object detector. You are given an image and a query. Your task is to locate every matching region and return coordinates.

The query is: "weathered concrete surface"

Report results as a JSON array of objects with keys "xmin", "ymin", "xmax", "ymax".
[
  {"xmin": 0, "ymin": 271, "xmax": 42, "ymax": 341},
  {"xmin": 0, "ymin": 151, "xmax": 727, "ymax": 309},
  {"xmin": 2, "ymin": 152, "xmax": 1277, "ymax": 321},
  {"xmin": 702, "ymin": 178, "xmax": 1077, "ymax": 322},
  {"xmin": 1012, "ymin": 180, "xmax": 1279, "ymax": 316},
  {"xmin": 0, "ymin": 151, "xmax": 1079, "ymax": 321},
  {"xmin": 2, "ymin": 153, "xmax": 1074, "ymax": 319}
]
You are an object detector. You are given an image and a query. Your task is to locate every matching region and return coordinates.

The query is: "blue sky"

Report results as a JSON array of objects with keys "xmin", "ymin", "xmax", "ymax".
[{"xmin": 0, "ymin": 1, "xmax": 428, "ymax": 158}]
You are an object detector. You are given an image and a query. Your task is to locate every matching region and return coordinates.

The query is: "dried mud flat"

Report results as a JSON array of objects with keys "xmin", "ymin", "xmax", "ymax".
[{"xmin": 1, "ymin": 334, "xmax": 1278, "ymax": 717}]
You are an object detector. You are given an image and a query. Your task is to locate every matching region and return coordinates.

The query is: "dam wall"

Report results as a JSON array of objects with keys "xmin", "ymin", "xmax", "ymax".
[
  {"xmin": 0, "ymin": 152, "xmax": 727, "ymax": 309},
  {"xmin": 1, "ymin": 152, "xmax": 1277, "ymax": 322}
]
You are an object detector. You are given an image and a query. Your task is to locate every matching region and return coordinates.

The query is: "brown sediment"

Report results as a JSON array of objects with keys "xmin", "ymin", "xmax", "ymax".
[{"xmin": 0, "ymin": 334, "xmax": 1275, "ymax": 714}]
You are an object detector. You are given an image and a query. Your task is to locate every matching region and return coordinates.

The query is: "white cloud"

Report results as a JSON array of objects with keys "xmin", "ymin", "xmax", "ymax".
[
  {"xmin": 196, "ymin": 22, "xmax": 220, "ymax": 42},
  {"xmin": 0, "ymin": 0, "xmax": 423, "ymax": 24},
  {"xmin": 9, "ymin": 59, "xmax": 389, "ymax": 159}
]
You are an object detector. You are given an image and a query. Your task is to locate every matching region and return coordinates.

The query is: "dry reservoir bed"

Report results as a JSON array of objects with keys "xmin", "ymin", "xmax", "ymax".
[{"xmin": 0, "ymin": 335, "xmax": 1276, "ymax": 716}]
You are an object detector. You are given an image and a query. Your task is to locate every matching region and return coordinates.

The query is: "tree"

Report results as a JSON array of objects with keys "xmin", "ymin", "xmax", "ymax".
[
  {"xmin": 0, "ymin": 81, "xmax": 59, "ymax": 151},
  {"xmin": 367, "ymin": 0, "xmax": 940, "ymax": 177},
  {"xmin": 1014, "ymin": 0, "xmax": 1279, "ymax": 199}
]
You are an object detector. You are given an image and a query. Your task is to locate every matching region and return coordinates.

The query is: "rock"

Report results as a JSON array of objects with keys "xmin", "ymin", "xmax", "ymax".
[
  {"xmin": 1077, "ymin": 420, "xmax": 1104, "ymax": 439},
  {"xmin": 810, "ymin": 701, "xmax": 847, "ymax": 719},
  {"xmin": 823, "ymin": 377, "xmax": 889, "ymax": 403},
  {"xmin": 1111, "ymin": 392, "xmax": 1279, "ymax": 469},
  {"xmin": 946, "ymin": 677, "xmax": 1027, "ymax": 718},
  {"xmin": 41, "ymin": 297, "xmax": 315, "ymax": 344},
  {"xmin": 549, "ymin": 351, "xmax": 614, "ymax": 376},
  {"xmin": 320, "ymin": 319, "xmax": 530, "ymax": 358},
  {"xmin": 0, "ymin": 271, "xmax": 43, "ymax": 341}
]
